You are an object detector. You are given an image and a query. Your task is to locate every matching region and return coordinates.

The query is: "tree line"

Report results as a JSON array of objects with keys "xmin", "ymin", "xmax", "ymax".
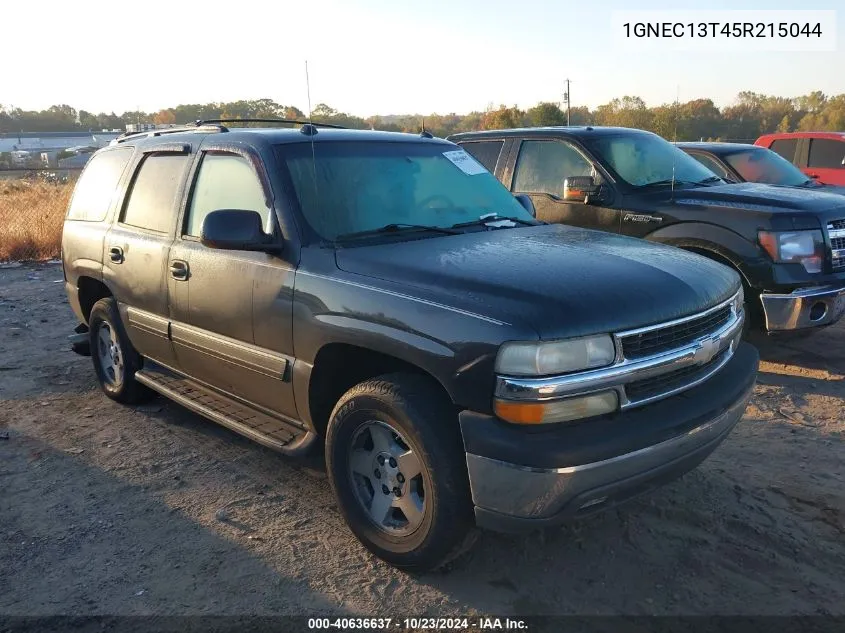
[{"xmin": 1, "ymin": 91, "xmax": 843, "ymax": 141}]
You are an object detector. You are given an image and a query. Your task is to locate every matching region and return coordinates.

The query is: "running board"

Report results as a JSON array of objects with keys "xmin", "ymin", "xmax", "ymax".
[{"xmin": 135, "ymin": 364, "xmax": 314, "ymax": 455}]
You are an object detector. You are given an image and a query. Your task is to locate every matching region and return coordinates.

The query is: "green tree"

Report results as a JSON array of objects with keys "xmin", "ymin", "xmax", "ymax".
[
  {"xmin": 677, "ymin": 99, "xmax": 722, "ymax": 140},
  {"xmin": 526, "ymin": 102, "xmax": 566, "ymax": 127},
  {"xmin": 568, "ymin": 106, "xmax": 592, "ymax": 126},
  {"xmin": 594, "ymin": 96, "xmax": 652, "ymax": 130},
  {"xmin": 96, "ymin": 112, "xmax": 124, "ymax": 130},
  {"xmin": 650, "ymin": 104, "xmax": 677, "ymax": 139},
  {"xmin": 78, "ymin": 110, "xmax": 99, "ymax": 129}
]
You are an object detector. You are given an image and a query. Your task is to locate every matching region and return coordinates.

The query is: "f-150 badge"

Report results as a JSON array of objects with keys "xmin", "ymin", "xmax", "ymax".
[{"xmin": 623, "ymin": 213, "xmax": 663, "ymax": 223}]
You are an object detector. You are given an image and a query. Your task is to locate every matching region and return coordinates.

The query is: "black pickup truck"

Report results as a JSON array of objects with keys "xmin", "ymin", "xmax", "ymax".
[
  {"xmin": 62, "ymin": 122, "xmax": 758, "ymax": 571},
  {"xmin": 450, "ymin": 126, "xmax": 845, "ymax": 334}
]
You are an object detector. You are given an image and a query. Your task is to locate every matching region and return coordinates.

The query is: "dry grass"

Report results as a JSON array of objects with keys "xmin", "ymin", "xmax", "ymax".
[{"xmin": 0, "ymin": 179, "xmax": 74, "ymax": 262}]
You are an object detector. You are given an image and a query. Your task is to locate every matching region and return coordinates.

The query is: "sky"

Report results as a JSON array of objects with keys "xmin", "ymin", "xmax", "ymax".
[{"xmin": 3, "ymin": 0, "xmax": 844, "ymax": 117}]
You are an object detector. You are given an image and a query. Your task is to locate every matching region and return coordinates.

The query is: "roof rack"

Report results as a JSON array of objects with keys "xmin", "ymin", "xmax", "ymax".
[
  {"xmin": 110, "ymin": 118, "xmax": 347, "ymax": 146},
  {"xmin": 194, "ymin": 118, "xmax": 346, "ymax": 130},
  {"xmin": 111, "ymin": 123, "xmax": 228, "ymax": 144}
]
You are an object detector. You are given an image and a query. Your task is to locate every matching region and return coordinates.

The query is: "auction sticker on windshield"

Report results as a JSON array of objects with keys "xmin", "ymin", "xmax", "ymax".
[{"xmin": 443, "ymin": 150, "xmax": 488, "ymax": 175}]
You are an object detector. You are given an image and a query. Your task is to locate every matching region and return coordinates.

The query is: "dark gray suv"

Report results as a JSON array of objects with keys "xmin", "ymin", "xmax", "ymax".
[{"xmin": 61, "ymin": 120, "xmax": 758, "ymax": 571}]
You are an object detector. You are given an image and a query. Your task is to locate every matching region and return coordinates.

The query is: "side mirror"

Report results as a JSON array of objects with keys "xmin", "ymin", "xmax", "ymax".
[
  {"xmin": 563, "ymin": 176, "xmax": 602, "ymax": 203},
  {"xmin": 200, "ymin": 209, "xmax": 274, "ymax": 251},
  {"xmin": 514, "ymin": 193, "xmax": 536, "ymax": 217}
]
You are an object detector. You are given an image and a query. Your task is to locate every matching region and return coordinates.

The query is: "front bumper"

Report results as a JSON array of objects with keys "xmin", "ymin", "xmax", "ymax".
[
  {"xmin": 461, "ymin": 342, "xmax": 758, "ymax": 533},
  {"xmin": 761, "ymin": 284, "xmax": 845, "ymax": 331}
]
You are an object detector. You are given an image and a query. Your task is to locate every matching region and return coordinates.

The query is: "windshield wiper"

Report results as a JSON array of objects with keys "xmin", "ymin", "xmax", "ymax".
[
  {"xmin": 637, "ymin": 179, "xmax": 702, "ymax": 189},
  {"xmin": 697, "ymin": 176, "xmax": 724, "ymax": 185},
  {"xmin": 451, "ymin": 213, "xmax": 540, "ymax": 229},
  {"xmin": 334, "ymin": 223, "xmax": 460, "ymax": 242}
]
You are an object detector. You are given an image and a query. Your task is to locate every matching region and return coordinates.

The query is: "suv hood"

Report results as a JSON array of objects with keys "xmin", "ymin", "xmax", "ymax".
[
  {"xmin": 335, "ymin": 224, "xmax": 740, "ymax": 340},
  {"xmin": 665, "ymin": 182, "xmax": 845, "ymax": 216}
]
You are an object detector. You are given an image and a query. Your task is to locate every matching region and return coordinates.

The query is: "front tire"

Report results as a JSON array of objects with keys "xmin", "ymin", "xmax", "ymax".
[
  {"xmin": 325, "ymin": 373, "xmax": 475, "ymax": 572},
  {"xmin": 89, "ymin": 297, "xmax": 153, "ymax": 404}
]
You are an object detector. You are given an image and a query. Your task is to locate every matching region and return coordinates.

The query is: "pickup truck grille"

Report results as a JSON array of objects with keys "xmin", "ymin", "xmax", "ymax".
[
  {"xmin": 620, "ymin": 304, "xmax": 733, "ymax": 360},
  {"xmin": 829, "ymin": 220, "xmax": 845, "ymax": 271},
  {"xmin": 625, "ymin": 349, "xmax": 729, "ymax": 403},
  {"xmin": 494, "ymin": 291, "xmax": 743, "ymax": 416}
]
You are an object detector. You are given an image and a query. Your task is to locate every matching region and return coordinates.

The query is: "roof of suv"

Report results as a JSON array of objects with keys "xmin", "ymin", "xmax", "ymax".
[
  {"xmin": 113, "ymin": 126, "xmax": 454, "ymax": 148},
  {"xmin": 676, "ymin": 142, "xmax": 760, "ymax": 154},
  {"xmin": 448, "ymin": 126, "xmax": 657, "ymax": 141},
  {"xmin": 757, "ymin": 131, "xmax": 845, "ymax": 141}
]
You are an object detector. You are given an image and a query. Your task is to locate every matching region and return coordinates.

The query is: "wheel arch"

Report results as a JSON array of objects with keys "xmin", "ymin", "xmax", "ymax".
[
  {"xmin": 77, "ymin": 276, "xmax": 114, "ymax": 324},
  {"xmin": 304, "ymin": 342, "xmax": 456, "ymax": 439}
]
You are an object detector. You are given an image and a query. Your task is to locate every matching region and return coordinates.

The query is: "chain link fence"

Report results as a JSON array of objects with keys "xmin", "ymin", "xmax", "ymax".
[{"xmin": 0, "ymin": 170, "xmax": 79, "ymax": 262}]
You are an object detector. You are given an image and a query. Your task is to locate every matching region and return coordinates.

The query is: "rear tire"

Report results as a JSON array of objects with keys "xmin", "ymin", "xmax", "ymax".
[
  {"xmin": 325, "ymin": 373, "xmax": 475, "ymax": 572},
  {"xmin": 89, "ymin": 297, "xmax": 153, "ymax": 404}
]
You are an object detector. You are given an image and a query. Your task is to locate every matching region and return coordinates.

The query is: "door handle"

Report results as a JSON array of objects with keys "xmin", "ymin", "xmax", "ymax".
[
  {"xmin": 169, "ymin": 260, "xmax": 189, "ymax": 280},
  {"xmin": 109, "ymin": 246, "xmax": 124, "ymax": 263}
]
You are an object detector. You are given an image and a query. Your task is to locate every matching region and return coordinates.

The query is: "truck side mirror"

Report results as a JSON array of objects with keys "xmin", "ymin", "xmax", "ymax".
[
  {"xmin": 563, "ymin": 176, "xmax": 601, "ymax": 203},
  {"xmin": 201, "ymin": 209, "xmax": 275, "ymax": 252},
  {"xmin": 514, "ymin": 194, "xmax": 536, "ymax": 217}
]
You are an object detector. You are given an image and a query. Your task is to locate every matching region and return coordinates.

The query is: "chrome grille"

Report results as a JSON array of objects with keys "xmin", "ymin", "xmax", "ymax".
[
  {"xmin": 830, "ymin": 220, "xmax": 845, "ymax": 271},
  {"xmin": 620, "ymin": 304, "xmax": 733, "ymax": 360},
  {"xmin": 494, "ymin": 291, "xmax": 743, "ymax": 417},
  {"xmin": 625, "ymin": 349, "xmax": 729, "ymax": 403}
]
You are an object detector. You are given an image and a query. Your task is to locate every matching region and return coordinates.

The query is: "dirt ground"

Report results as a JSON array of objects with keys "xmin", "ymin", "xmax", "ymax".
[{"xmin": 2, "ymin": 262, "xmax": 844, "ymax": 619}]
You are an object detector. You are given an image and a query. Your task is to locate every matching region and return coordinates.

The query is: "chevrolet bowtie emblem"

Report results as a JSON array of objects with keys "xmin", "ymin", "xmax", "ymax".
[{"xmin": 692, "ymin": 337, "xmax": 719, "ymax": 365}]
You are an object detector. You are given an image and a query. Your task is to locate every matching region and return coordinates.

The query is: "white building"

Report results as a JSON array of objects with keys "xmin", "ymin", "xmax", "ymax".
[{"xmin": 0, "ymin": 131, "xmax": 122, "ymax": 154}]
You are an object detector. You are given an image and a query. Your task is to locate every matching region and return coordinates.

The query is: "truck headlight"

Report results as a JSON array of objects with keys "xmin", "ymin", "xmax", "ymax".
[
  {"xmin": 758, "ymin": 230, "xmax": 824, "ymax": 274},
  {"xmin": 494, "ymin": 335, "xmax": 616, "ymax": 377},
  {"xmin": 733, "ymin": 286, "xmax": 744, "ymax": 314}
]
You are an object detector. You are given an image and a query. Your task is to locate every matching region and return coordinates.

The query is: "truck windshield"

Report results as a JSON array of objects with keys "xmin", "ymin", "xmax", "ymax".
[
  {"xmin": 723, "ymin": 148, "xmax": 811, "ymax": 187},
  {"xmin": 586, "ymin": 133, "xmax": 718, "ymax": 188},
  {"xmin": 279, "ymin": 141, "xmax": 534, "ymax": 241}
]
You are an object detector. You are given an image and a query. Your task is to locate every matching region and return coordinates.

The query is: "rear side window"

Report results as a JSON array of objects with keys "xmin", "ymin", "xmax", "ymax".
[
  {"xmin": 184, "ymin": 153, "xmax": 272, "ymax": 237},
  {"xmin": 808, "ymin": 139, "xmax": 845, "ymax": 169},
  {"xmin": 513, "ymin": 140, "xmax": 597, "ymax": 197},
  {"xmin": 459, "ymin": 141, "xmax": 504, "ymax": 173},
  {"xmin": 122, "ymin": 154, "xmax": 190, "ymax": 233},
  {"xmin": 66, "ymin": 148, "xmax": 133, "ymax": 222},
  {"xmin": 768, "ymin": 138, "xmax": 799, "ymax": 162}
]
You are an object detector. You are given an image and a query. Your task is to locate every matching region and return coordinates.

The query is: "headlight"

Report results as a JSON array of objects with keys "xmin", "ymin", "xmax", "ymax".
[
  {"xmin": 758, "ymin": 230, "xmax": 824, "ymax": 273},
  {"xmin": 733, "ymin": 286, "xmax": 745, "ymax": 314},
  {"xmin": 495, "ymin": 335, "xmax": 616, "ymax": 376}
]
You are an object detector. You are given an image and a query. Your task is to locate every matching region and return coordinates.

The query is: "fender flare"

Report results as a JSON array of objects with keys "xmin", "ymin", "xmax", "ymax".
[{"xmin": 644, "ymin": 222, "xmax": 760, "ymax": 287}]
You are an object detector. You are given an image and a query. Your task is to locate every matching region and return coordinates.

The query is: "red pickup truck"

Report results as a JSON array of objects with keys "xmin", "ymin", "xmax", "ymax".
[{"xmin": 755, "ymin": 132, "xmax": 845, "ymax": 185}]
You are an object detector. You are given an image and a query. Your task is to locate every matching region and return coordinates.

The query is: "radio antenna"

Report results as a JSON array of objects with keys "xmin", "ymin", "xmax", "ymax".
[
  {"xmin": 305, "ymin": 60, "xmax": 320, "ymax": 220},
  {"xmin": 671, "ymin": 84, "xmax": 679, "ymax": 200},
  {"xmin": 305, "ymin": 60, "xmax": 314, "ymax": 127}
]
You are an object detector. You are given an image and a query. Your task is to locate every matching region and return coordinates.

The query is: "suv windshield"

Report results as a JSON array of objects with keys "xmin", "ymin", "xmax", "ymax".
[
  {"xmin": 585, "ymin": 133, "xmax": 719, "ymax": 188},
  {"xmin": 280, "ymin": 141, "xmax": 534, "ymax": 240},
  {"xmin": 723, "ymin": 148, "xmax": 811, "ymax": 187}
]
